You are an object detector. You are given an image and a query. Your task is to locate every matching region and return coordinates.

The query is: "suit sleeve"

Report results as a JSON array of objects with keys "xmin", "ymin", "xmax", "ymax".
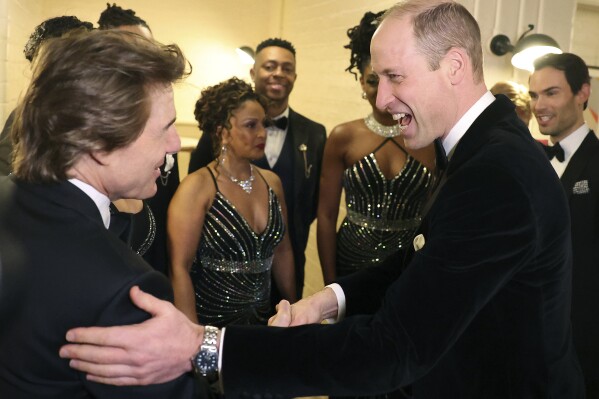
[
  {"xmin": 188, "ymin": 132, "xmax": 214, "ymax": 174},
  {"xmin": 83, "ymin": 272, "xmax": 198, "ymax": 398},
  {"xmin": 336, "ymin": 247, "xmax": 408, "ymax": 316},
  {"xmin": 221, "ymin": 162, "xmax": 537, "ymax": 398},
  {"xmin": 309, "ymin": 123, "xmax": 327, "ymax": 222}
]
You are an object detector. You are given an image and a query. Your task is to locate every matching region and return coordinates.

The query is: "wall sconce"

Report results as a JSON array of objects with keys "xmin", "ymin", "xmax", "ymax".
[
  {"xmin": 490, "ymin": 24, "xmax": 562, "ymax": 72},
  {"xmin": 236, "ymin": 46, "xmax": 255, "ymax": 65}
]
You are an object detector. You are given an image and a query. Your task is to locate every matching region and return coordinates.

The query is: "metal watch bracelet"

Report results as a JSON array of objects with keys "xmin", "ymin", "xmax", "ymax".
[{"xmin": 192, "ymin": 325, "xmax": 219, "ymax": 383}]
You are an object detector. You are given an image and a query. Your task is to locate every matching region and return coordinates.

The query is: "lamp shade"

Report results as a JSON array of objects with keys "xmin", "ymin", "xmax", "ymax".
[
  {"xmin": 511, "ymin": 34, "xmax": 561, "ymax": 72},
  {"xmin": 236, "ymin": 46, "xmax": 255, "ymax": 65}
]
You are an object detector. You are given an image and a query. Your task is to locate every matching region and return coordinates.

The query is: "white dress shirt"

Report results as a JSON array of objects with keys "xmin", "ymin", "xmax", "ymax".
[
  {"xmin": 265, "ymin": 108, "xmax": 290, "ymax": 168},
  {"xmin": 68, "ymin": 178, "xmax": 111, "ymax": 229},
  {"xmin": 443, "ymin": 91, "xmax": 496, "ymax": 157},
  {"xmin": 549, "ymin": 123, "xmax": 590, "ymax": 178}
]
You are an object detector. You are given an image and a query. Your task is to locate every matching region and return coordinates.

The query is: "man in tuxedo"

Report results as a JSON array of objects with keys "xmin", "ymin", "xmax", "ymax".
[
  {"xmin": 529, "ymin": 52, "xmax": 599, "ymax": 398},
  {"xmin": 0, "ymin": 30, "xmax": 200, "ymax": 398},
  {"xmin": 60, "ymin": 2, "xmax": 584, "ymax": 398},
  {"xmin": 188, "ymin": 38, "xmax": 326, "ymax": 300}
]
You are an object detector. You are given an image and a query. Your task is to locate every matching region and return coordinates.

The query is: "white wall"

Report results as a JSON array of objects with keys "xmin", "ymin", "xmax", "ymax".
[
  {"xmin": 37, "ymin": 0, "xmax": 279, "ymax": 127},
  {"xmin": 0, "ymin": 0, "xmax": 42, "ymax": 122},
  {"xmin": 1, "ymin": 0, "xmax": 581, "ymax": 133},
  {"xmin": 278, "ymin": 0, "xmax": 576, "ymax": 138}
]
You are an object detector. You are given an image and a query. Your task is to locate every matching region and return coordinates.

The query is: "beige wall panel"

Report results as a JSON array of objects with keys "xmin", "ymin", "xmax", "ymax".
[{"xmin": 39, "ymin": 0, "xmax": 277, "ymax": 129}]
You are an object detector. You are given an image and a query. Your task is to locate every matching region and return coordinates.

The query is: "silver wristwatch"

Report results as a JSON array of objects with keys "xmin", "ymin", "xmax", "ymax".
[{"xmin": 192, "ymin": 325, "xmax": 219, "ymax": 383}]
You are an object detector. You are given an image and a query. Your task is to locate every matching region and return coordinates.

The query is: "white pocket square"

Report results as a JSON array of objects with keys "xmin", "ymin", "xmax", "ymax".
[
  {"xmin": 413, "ymin": 234, "xmax": 425, "ymax": 251},
  {"xmin": 573, "ymin": 180, "xmax": 589, "ymax": 195}
]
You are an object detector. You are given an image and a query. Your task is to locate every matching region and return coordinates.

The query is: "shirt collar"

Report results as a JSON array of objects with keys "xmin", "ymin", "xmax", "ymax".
[
  {"xmin": 553, "ymin": 123, "xmax": 589, "ymax": 161},
  {"xmin": 68, "ymin": 178, "xmax": 111, "ymax": 228},
  {"xmin": 442, "ymin": 91, "xmax": 496, "ymax": 156},
  {"xmin": 273, "ymin": 107, "xmax": 290, "ymax": 120}
]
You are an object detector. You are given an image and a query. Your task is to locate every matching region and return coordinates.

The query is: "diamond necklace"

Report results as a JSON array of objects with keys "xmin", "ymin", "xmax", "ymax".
[
  {"xmin": 221, "ymin": 164, "xmax": 255, "ymax": 194},
  {"xmin": 364, "ymin": 113, "xmax": 400, "ymax": 138}
]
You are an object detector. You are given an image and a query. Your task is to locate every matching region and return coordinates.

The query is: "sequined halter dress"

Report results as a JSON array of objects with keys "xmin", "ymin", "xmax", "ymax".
[
  {"xmin": 191, "ymin": 167, "xmax": 285, "ymax": 327},
  {"xmin": 336, "ymin": 138, "xmax": 433, "ymax": 276}
]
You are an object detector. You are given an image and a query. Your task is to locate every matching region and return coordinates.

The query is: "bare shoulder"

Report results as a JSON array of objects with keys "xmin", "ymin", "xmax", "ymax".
[
  {"xmin": 177, "ymin": 165, "xmax": 217, "ymax": 201},
  {"xmin": 328, "ymin": 119, "xmax": 364, "ymax": 143},
  {"xmin": 256, "ymin": 167, "xmax": 282, "ymax": 190}
]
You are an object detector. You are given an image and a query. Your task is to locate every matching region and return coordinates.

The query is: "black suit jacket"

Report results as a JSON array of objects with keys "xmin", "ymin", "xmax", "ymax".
[
  {"xmin": 0, "ymin": 178, "xmax": 196, "ymax": 398},
  {"xmin": 220, "ymin": 96, "xmax": 584, "ymax": 398},
  {"xmin": 560, "ymin": 131, "xmax": 599, "ymax": 386},
  {"xmin": 0, "ymin": 110, "xmax": 15, "ymax": 176},
  {"xmin": 188, "ymin": 108, "xmax": 326, "ymax": 293}
]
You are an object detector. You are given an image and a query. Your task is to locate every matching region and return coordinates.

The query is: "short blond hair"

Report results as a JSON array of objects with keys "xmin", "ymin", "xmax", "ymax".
[
  {"xmin": 490, "ymin": 81, "xmax": 532, "ymax": 118},
  {"xmin": 384, "ymin": 0, "xmax": 484, "ymax": 83}
]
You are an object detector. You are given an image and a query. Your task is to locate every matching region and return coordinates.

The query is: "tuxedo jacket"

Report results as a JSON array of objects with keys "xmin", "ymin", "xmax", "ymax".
[
  {"xmin": 144, "ymin": 153, "xmax": 179, "ymax": 276},
  {"xmin": 187, "ymin": 108, "xmax": 326, "ymax": 288},
  {"xmin": 220, "ymin": 95, "xmax": 584, "ymax": 398},
  {"xmin": 560, "ymin": 131, "xmax": 599, "ymax": 384},
  {"xmin": 0, "ymin": 178, "xmax": 197, "ymax": 398}
]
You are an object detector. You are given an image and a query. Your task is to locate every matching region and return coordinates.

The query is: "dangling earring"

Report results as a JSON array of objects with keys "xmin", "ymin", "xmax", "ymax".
[
  {"xmin": 219, "ymin": 144, "xmax": 227, "ymax": 166},
  {"xmin": 361, "ymin": 92, "xmax": 367, "ymax": 100}
]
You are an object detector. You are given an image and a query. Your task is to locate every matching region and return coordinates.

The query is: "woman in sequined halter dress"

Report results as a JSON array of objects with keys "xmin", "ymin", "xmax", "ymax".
[
  {"xmin": 317, "ymin": 11, "xmax": 436, "ymax": 284},
  {"xmin": 168, "ymin": 78, "xmax": 296, "ymax": 327}
]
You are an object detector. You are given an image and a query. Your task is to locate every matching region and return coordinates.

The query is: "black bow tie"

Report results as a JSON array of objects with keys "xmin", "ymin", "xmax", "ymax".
[
  {"xmin": 434, "ymin": 138, "xmax": 448, "ymax": 174},
  {"xmin": 270, "ymin": 116, "xmax": 288, "ymax": 130},
  {"xmin": 544, "ymin": 142, "xmax": 565, "ymax": 162}
]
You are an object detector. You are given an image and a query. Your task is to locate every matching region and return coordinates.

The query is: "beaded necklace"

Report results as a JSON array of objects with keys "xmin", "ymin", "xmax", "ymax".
[
  {"xmin": 364, "ymin": 113, "xmax": 401, "ymax": 138},
  {"xmin": 222, "ymin": 164, "xmax": 255, "ymax": 194}
]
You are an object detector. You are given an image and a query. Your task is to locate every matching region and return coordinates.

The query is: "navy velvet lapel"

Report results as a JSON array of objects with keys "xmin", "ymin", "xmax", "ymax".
[
  {"xmin": 421, "ymin": 95, "xmax": 517, "ymax": 219},
  {"xmin": 560, "ymin": 131, "xmax": 598, "ymax": 199},
  {"xmin": 446, "ymin": 95, "xmax": 516, "ymax": 175}
]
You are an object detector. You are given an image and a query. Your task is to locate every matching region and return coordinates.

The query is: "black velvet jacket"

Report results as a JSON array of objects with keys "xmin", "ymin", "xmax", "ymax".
[{"xmin": 220, "ymin": 95, "xmax": 584, "ymax": 399}]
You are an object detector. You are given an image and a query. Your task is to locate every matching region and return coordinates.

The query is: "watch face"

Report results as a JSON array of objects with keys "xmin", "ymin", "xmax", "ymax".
[
  {"xmin": 198, "ymin": 352, "xmax": 210, "ymax": 372},
  {"xmin": 194, "ymin": 346, "xmax": 218, "ymax": 378},
  {"xmin": 192, "ymin": 326, "xmax": 219, "ymax": 382}
]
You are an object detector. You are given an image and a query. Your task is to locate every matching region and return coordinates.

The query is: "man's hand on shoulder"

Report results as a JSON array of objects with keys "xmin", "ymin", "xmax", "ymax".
[{"xmin": 59, "ymin": 286, "xmax": 203, "ymax": 386}]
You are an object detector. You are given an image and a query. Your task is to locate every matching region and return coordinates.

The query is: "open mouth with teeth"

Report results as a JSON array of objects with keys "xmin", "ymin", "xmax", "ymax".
[{"xmin": 392, "ymin": 113, "xmax": 412, "ymax": 132}]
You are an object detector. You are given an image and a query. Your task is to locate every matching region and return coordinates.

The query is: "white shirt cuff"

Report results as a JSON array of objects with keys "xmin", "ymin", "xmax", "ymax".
[
  {"xmin": 325, "ymin": 283, "xmax": 346, "ymax": 323},
  {"xmin": 217, "ymin": 327, "xmax": 225, "ymax": 383}
]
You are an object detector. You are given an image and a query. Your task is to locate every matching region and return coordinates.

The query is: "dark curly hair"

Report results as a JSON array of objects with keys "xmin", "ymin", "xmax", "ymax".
[
  {"xmin": 98, "ymin": 3, "xmax": 150, "ymax": 31},
  {"xmin": 256, "ymin": 38, "xmax": 296, "ymax": 56},
  {"xmin": 23, "ymin": 16, "xmax": 93, "ymax": 62},
  {"xmin": 194, "ymin": 77, "xmax": 268, "ymax": 158},
  {"xmin": 345, "ymin": 10, "xmax": 385, "ymax": 79}
]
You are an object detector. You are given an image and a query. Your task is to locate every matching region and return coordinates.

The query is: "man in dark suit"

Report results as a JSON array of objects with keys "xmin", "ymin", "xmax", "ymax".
[
  {"xmin": 188, "ymin": 38, "xmax": 326, "ymax": 300},
  {"xmin": 529, "ymin": 52, "xmax": 599, "ymax": 398},
  {"xmin": 0, "ymin": 30, "xmax": 200, "ymax": 398},
  {"xmin": 60, "ymin": 2, "xmax": 584, "ymax": 398}
]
